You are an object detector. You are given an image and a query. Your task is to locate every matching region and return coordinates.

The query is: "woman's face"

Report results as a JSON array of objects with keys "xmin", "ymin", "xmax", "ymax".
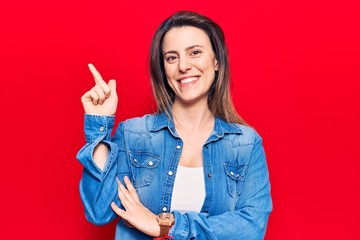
[{"xmin": 162, "ymin": 26, "xmax": 218, "ymax": 105}]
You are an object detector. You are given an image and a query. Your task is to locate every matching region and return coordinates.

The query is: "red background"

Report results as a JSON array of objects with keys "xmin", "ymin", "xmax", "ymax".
[{"xmin": 1, "ymin": 0, "xmax": 359, "ymax": 239}]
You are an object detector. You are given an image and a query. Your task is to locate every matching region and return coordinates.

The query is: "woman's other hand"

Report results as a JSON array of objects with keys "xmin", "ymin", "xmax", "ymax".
[
  {"xmin": 111, "ymin": 176, "xmax": 161, "ymax": 237},
  {"xmin": 81, "ymin": 64, "xmax": 118, "ymax": 116}
]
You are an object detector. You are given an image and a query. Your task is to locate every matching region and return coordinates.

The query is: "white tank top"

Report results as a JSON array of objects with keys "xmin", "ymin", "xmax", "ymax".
[{"xmin": 170, "ymin": 165, "xmax": 206, "ymax": 213}]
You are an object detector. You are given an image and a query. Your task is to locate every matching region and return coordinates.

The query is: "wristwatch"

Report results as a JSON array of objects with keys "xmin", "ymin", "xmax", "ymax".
[{"xmin": 156, "ymin": 212, "xmax": 175, "ymax": 237}]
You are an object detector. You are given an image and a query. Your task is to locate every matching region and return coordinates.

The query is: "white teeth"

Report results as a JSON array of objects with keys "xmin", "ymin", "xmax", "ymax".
[{"xmin": 180, "ymin": 77, "xmax": 198, "ymax": 84}]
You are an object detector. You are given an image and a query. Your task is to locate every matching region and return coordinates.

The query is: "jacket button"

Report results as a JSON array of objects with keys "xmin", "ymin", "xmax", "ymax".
[
  {"xmin": 99, "ymin": 126, "xmax": 104, "ymax": 132},
  {"xmin": 168, "ymin": 171, "xmax": 173, "ymax": 176},
  {"xmin": 230, "ymin": 171, "xmax": 234, "ymax": 176},
  {"xmin": 148, "ymin": 161, "xmax": 154, "ymax": 166},
  {"xmin": 207, "ymin": 173, "xmax": 212, "ymax": 178},
  {"xmin": 162, "ymin": 207, "xmax": 168, "ymax": 212},
  {"xmin": 176, "ymin": 145, "xmax": 181, "ymax": 150}
]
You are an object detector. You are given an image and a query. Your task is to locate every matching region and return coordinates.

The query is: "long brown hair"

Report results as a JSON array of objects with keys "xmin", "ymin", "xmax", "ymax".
[{"xmin": 150, "ymin": 11, "xmax": 247, "ymax": 125}]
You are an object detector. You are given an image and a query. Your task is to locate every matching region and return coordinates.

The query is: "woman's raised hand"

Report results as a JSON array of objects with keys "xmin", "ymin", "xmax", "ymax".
[{"xmin": 81, "ymin": 64, "xmax": 118, "ymax": 116}]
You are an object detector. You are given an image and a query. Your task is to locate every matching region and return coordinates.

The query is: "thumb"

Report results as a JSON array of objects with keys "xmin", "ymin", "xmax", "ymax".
[{"xmin": 108, "ymin": 79, "xmax": 117, "ymax": 96}]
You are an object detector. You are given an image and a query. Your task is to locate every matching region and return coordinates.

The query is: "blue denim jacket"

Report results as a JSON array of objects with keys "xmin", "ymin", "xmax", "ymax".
[{"xmin": 77, "ymin": 113, "xmax": 272, "ymax": 240}]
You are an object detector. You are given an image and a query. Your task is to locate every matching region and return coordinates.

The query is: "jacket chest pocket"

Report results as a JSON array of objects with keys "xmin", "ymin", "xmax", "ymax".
[
  {"xmin": 129, "ymin": 150, "xmax": 160, "ymax": 188},
  {"xmin": 223, "ymin": 163, "xmax": 246, "ymax": 198}
]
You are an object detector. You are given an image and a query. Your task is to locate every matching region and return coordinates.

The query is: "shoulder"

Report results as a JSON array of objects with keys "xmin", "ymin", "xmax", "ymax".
[
  {"xmin": 119, "ymin": 113, "xmax": 158, "ymax": 133},
  {"xmin": 237, "ymin": 124, "xmax": 261, "ymax": 139},
  {"xmin": 222, "ymin": 120, "xmax": 262, "ymax": 146}
]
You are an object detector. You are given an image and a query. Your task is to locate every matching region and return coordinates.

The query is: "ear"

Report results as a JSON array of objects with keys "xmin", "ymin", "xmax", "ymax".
[{"xmin": 214, "ymin": 59, "xmax": 219, "ymax": 71}]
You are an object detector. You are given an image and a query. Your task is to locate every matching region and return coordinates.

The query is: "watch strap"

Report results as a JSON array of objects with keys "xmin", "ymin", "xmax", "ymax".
[
  {"xmin": 159, "ymin": 225, "xmax": 171, "ymax": 237},
  {"xmin": 153, "ymin": 228, "xmax": 174, "ymax": 240}
]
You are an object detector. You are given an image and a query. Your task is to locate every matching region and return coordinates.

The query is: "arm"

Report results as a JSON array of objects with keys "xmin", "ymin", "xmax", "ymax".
[
  {"xmin": 77, "ymin": 64, "xmax": 125, "ymax": 225},
  {"xmin": 169, "ymin": 133, "xmax": 272, "ymax": 240},
  {"xmin": 78, "ymin": 64, "xmax": 161, "ymax": 236}
]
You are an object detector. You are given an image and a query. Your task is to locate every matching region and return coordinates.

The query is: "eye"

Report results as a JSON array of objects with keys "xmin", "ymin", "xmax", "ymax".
[
  {"xmin": 190, "ymin": 50, "xmax": 202, "ymax": 56},
  {"xmin": 165, "ymin": 55, "xmax": 178, "ymax": 63}
]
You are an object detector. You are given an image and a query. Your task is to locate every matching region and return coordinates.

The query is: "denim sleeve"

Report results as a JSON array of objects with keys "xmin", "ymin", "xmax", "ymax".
[
  {"xmin": 76, "ymin": 114, "xmax": 128, "ymax": 225},
  {"xmin": 169, "ymin": 133, "xmax": 272, "ymax": 240}
]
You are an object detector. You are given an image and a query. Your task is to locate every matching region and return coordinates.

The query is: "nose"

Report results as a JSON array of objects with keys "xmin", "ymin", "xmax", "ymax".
[{"xmin": 178, "ymin": 56, "xmax": 191, "ymax": 73}]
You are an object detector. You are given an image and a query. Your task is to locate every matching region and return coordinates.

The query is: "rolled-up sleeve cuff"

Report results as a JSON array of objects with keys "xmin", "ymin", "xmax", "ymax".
[
  {"xmin": 84, "ymin": 114, "xmax": 115, "ymax": 143},
  {"xmin": 169, "ymin": 211, "xmax": 189, "ymax": 239},
  {"xmin": 77, "ymin": 114, "xmax": 117, "ymax": 180}
]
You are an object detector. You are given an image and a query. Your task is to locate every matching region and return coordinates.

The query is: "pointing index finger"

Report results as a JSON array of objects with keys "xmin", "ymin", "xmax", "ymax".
[{"xmin": 88, "ymin": 63, "xmax": 104, "ymax": 84}]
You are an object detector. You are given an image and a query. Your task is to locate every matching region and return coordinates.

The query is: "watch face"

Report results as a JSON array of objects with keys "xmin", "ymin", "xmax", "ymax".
[
  {"xmin": 158, "ymin": 212, "xmax": 175, "ymax": 226},
  {"xmin": 159, "ymin": 212, "xmax": 175, "ymax": 221}
]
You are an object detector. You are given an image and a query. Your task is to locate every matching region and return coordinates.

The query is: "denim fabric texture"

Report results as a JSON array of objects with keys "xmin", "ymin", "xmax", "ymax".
[{"xmin": 77, "ymin": 113, "xmax": 272, "ymax": 240}]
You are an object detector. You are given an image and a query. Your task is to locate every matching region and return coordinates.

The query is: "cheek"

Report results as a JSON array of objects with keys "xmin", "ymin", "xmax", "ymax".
[
  {"xmin": 196, "ymin": 57, "xmax": 216, "ymax": 72},
  {"xmin": 164, "ymin": 63, "xmax": 176, "ymax": 79},
  {"xmin": 200, "ymin": 59, "xmax": 216, "ymax": 84},
  {"xmin": 164, "ymin": 66, "xmax": 176, "ymax": 90}
]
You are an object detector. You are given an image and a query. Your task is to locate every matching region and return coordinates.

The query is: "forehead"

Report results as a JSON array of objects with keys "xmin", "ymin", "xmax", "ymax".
[{"xmin": 162, "ymin": 26, "xmax": 211, "ymax": 51}]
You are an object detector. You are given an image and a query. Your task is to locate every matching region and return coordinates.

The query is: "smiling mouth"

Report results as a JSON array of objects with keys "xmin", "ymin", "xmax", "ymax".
[{"xmin": 178, "ymin": 76, "xmax": 200, "ymax": 84}]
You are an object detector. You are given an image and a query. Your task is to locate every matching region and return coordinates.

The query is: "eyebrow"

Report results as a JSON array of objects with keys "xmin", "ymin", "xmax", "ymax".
[{"xmin": 163, "ymin": 45, "xmax": 203, "ymax": 56}]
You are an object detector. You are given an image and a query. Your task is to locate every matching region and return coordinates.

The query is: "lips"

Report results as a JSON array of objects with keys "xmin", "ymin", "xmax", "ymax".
[{"xmin": 177, "ymin": 76, "xmax": 200, "ymax": 84}]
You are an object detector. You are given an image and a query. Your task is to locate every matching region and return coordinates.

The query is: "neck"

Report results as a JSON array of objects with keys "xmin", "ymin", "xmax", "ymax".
[{"xmin": 171, "ymin": 99, "xmax": 214, "ymax": 131}]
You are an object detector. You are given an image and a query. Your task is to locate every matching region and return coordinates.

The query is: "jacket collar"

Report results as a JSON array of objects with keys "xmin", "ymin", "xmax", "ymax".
[{"xmin": 150, "ymin": 112, "xmax": 179, "ymax": 138}]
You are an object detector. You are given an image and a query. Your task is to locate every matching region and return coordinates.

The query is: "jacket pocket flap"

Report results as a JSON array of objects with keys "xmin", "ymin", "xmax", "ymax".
[
  {"xmin": 129, "ymin": 150, "xmax": 160, "ymax": 169},
  {"xmin": 223, "ymin": 163, "xmax": 246, "ymax": 180}
]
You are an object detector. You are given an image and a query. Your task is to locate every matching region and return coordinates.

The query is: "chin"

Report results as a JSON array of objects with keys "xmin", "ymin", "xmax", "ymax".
[{"xmin": 176, "ymin": 95, "xmax": 207, "ymax": 105}]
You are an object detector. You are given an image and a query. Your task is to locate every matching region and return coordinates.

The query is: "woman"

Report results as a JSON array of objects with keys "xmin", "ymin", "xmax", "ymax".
[{"xmin": 77, "ymin": 11, "xmax": 272, "ymax": 240}]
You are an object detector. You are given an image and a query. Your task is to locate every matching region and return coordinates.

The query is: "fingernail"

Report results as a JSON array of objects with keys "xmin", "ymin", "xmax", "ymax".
[
  {"xmin": 116, "ymin": 177, "xmax": 121, "ymax": 184},
  {"xmin": 124, "ymin": 176, "xmax": 129, "ymax": 182}
]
